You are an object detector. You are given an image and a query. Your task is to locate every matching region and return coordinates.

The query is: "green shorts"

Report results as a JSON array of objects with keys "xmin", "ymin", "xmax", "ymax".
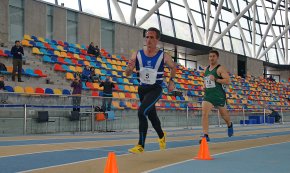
[{"xmin": 203, "ymin": 97, "xmax": 227, "ymax": 107}]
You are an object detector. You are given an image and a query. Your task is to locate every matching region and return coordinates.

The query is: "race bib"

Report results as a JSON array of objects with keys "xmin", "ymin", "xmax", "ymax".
[
  {"xmin": 205, "ymin": 76, "xmax": 216, "ymax": 88},
  {"xmin": 140, "ymin": 67, "xmax": 157, "ymax": 84}
]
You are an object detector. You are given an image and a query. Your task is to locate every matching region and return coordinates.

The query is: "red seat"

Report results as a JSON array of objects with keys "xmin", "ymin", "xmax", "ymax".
[
  {"xmin": 0, "ymin": 50, "xmax": 8, "ymax": 57},
  {"xmin": 58, "ymin": 40, "xmax": 65, "ymax": 47},
  {"xmin": 34, "ymin": 69, "xmax": 47, "ymax": 77},
  {"xmin": 86, "ymin": 82, "xmax": 94, "ymax": 90},
  {"xmin": 35, "ymin": 87, "xmax": 44, "ymax": 94},
  {"xmin": 54, "ymin": 64, "xmax": 65, "ymax": 72},
  {"xmin": 92, "ymin": 91, "xmax": 99, "ymax": 97},
  {"xmin": 125, "ymin": 92, "xmax": 132, "ymax": 98}
]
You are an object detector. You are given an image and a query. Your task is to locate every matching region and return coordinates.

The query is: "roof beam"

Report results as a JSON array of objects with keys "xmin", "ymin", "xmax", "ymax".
[
  {"xmin": 130, "ymin": 0, "xmax": 138, "ymax": 25},
  {"xmin": 255, "ymin": 0, "xmax": 282, "ymax": 59},
  {"xmin": 211, "ymin": 0, "xmax": 258, "ymax": 47},
  {"xmin": 182, "ymin": 0, "xmax": 204, "ymax": 44},
  {"xmin": 111, "ymin": 0, "xmax": 126, "ymax": 23},
  {"xmin": 204, "ymin": 0, "xmax": 211, "ymax": 44}
]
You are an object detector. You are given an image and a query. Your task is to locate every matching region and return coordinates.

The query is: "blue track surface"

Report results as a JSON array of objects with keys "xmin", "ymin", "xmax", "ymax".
[
  {"xmin": 0, "ymin": 126, "xmax": 288, "ymax": 147},
  {"xmin": 149, "ymin": 142, "xmax": 290, "ymax": 173},
  {"xmin": 0, "ymin": 130, "xmax": 290, "ymax": 173}
]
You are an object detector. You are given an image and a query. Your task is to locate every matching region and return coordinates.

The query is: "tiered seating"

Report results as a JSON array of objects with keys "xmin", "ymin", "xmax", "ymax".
[{"xmin": 1, "ymin": 34, "xmax": 289, "ymax": 111}]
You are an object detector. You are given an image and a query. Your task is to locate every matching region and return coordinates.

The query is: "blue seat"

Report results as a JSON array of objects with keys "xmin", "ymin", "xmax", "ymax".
[
  {"xmin": 117, "ymin": 78, "xmax": 123, "ymax": 84},
  {"xmin": 4, "ymin": 50, "xmax": 12, "ymax": 57},
  {"xmin": 78, "ymin": 60, "xmax": 84, "ymax": 66},
  {"xmin": 64, "ymin": 58, "xmax": 73, "ymax": 65},
  {"xmin": 25, "ymin": 68, "xmax": 38, "ymax": 77},
  {"xmin": 51, "ymin": 57, "xmax": 57, "ymax": 63},
  {"xmin": 45, "ymin": 88, "xmax": 54, "ymax": 94},
  {"xmin": 35, "ymin": 42, "xmax": 45, "ymax": 49},
  {"xmin": 31, "ymin": 35, "xmax": 39, "ymax": 42},
  {"xmin": 29, "ymin": 41, "xmax": 36, "ymax": 47},
  {"xmin": 4, "ymin": 86, "xmax": 14, "ymax": 92},
  {"xmin": 62, "ymin": 89, "xmax": 71, "ymax": 95}
]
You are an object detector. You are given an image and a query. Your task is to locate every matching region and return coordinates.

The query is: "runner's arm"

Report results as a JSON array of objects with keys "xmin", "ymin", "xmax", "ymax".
[
  {"xmin": 216, "ymin": 66, "xmax": 230, "ymax": 85},
  {"xmin": 125, "ymin": 52, "xmax": 137, "ymax": 76}
]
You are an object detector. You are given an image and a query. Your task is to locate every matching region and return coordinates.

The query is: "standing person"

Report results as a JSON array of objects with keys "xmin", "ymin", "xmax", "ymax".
[
  {"xmin": 125, "ymin": 27, "xmax": 176, "ymax": 153},
  {"xmin": 71, "ymin": 75, "xmax": 82, "ymax": 112},
  {"xmin": 201, "ymin": 50, "xmax": 233, "ymax": 143},
  {"xmin": 11, "ymin": 40, "xmax": 24, "ymax": 82},
  {"xmin": 100, "ymin": 76, "xmax": 115, "ymax": 111}
]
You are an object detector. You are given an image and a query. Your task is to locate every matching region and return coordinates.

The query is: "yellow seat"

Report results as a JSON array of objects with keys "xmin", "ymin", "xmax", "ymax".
[
  {"xmin": 14, "ymin": 86, "xmax": 24, "ymax": 93},
  {"xmin": 111, "ymin": 60, "xmax": 117, "ymax": 65},
  {"xmin": 102, "ymin": 63, "xmax": 108, "ymax": 69},
  {"xmin": 54, "ymin": 50, "xmax": 61, "ymax": 57},
  {"xmin": 124, "ymin": 85, "xmax": 130, "ymax": 92},
  {"xmin": 22, "ymin": 40, "xmax": 32, "ymax": 47},
  {"xmin": 53, "ymin": 88, "xmax": 62, "ymax": 95},
  {"xmin": 117, "ymin": 66, "xmax": 122, "ymax": 71},
  {"xmin": 6, "ymin": 66, "xmax": 13, "ymax": 73},
  {"xmin": 116, "ymin": 60, "xmax": 122, "ymax": 66},
  {"xmin": 131, "ymin": 93, "xmax": 137, "ymax": 99},
  {"xmin": 112, "ymin": 71, "xmax": 119, "ymax": 77},
  {"xmin": 76, "ymin": 66, "xmax": 83, "ymax": 73},
  {"xmin": 183, "ymin": 96, "xmax": 189, "ymax": 101},
  {"xmin": 119, "ymin": 92, "xmax": 125, "ymax": 98},
  {"xmin": 38, "ymin": 37, "xmax": 46, "ymax": 43},
  {"xmin": 75, "ymin": 44, "xmax": 81, "ymax": 49},
  {"xmin": 74, "ymin": 54, "xmax": 80, "ymax": 60},
  {"xmin": 112, "ymin": 65, "xmax": 118, "ymax": 70},
  {"xmin": 112, "ymin": 101, "xmax": 124, "ymax": 110},
  {"xmin": 121, "ymin": 61, "xmax": 126, "ymax": 66},
  {"xmin": 123, "ymin": 78, "xmax": 130, "ymax": 84},
  {"xmin": 24, "ymin": 34, "xmax": 33, "ymax": 41},
  {"xmin": 113, "ymin": 92, "xmax": 120, "ymax": 98},
  {"xmin": 93, "ymin": 83, "xmax": 100, "ymax": 90},
  {"xmin": 32, "ymin": 47, "xmax": 43, "ymax": 54},
  {"xmin": 84, "ymin": 61, "xmax": 90, "ymax": 66},
  {"xmin": 107, "ymin": 59, "xmax": 112, "ymax": 64},
  {"xmin": 57, "ymin": 45, "xmax": 66, "ymax": 52},
  {"xmin": 60, "ymin": 52, "xmax": 68, "ymax": 58},
  {"xmin": 130, "ymin": 86, "xmax": 136, "ymax": 92},
  {"xmin": 66, "ymin": 72, "xmax": 74, "ymax": 80},
  {"xmin": 97, "ymin": 57, "xmax": 102, "ymax": 62},
  {"xmin": 69, "ymin": 66, "xmax": 76, "ymax": 72},
  {"xmin": 24, "ymin": 86, "xmax": 34, "ymax": 94},
  {"xmin": 95, "ymin": 69, "xmax": 101, "ymax": 75}
]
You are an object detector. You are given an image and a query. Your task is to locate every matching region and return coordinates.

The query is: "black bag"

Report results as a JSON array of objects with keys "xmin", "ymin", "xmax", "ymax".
[{"xmin": 94, "ymin": 106, "xmax": 104, "ymax": 112}]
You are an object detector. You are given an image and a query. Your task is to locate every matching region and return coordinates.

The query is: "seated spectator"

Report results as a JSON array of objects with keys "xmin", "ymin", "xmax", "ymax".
[
  {"xmin": 268, "ymin": 109, "xmax": 281, "ymax": 123},
  {"xmin": 0, "ymin": 75, "xmax": 8, "ymax": 104},
  {"xmin": 81, "ymin": 65, "xmax": 92, "ymax": 82},
  {"xmin": 87, "ymin": 42, "xmax": 96, "ymax": 55},
  {"xmin": 90, "ymin": 67, "xmax": 100, "ymax": 83},
  {"xmin": 95, "ymin": 45, "xmax": 100, "ymax": 57}
]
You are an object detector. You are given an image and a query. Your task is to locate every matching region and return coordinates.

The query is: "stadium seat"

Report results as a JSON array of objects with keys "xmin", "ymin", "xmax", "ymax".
[
  {"xmin": 53, "ymin": 88, "xmax": 62, "ymax": 95},
  {"xmin": 14, "ymin": 86, "xmax": 24, "ymax": 93},
  {"xmin": 66, "ymin": 72, "xmax": 74, "ymax": 80},
  {"xmin": 24, "ymin": 86, "xmax": 35, "ymax": 94},
  {"xmin": 4, "ymin": 86, "xmax": 14, "ymax": 92},
  {"xmin": 45, "ymin": 88, "xmax": 54, "ymax": 94}
]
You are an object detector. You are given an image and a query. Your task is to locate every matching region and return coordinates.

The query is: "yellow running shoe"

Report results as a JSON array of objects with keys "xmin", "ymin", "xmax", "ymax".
[
  {"xmin": 128, "ymin": 145, "xmax": 144, "ymax": 154},
  {"xmin": 158, "ymin": 132, "xmax": 166, "ymax": 150}
]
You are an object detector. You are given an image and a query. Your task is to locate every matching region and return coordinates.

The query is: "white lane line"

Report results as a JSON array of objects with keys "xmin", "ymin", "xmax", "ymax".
[{"xmin": 143, "ymin": 140, "xmax": 290, "ymax": 173}]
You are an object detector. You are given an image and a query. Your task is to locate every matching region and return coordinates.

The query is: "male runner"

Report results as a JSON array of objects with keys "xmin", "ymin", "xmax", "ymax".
[
  {"xmin": 125, "ymin": 27, "xmax": 176, "ymax": 153},
  {"xmin": 201, "ymin": 50, "xmax": 234, "ymax": 142}
]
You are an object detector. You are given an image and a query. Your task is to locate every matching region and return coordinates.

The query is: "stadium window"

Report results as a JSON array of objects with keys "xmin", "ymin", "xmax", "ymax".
[
  {"xmin": 101, "ymin": 20, "xmax": 115, "ymax": 54},
  {"xmin": 137, "ymin": 0, "xmax": 155, "ymax": 10},
  {"xmin": 46, "ymin": 5, "xmax": 54, "ymax": 40},
  {"xmin": 268, "ymin": 48, "xmax": 278, "ymax": 64},
  {"xmin": 174, "ymin": 20, "xmax": 192, "ymax": 42},
  {"xmin": 158, "ymin": 1, "xmax": 171, "ymax": 17},
  {"xmin": 170, "ymin": 4, "xmax": 188, "ymax": 22},
  {"xmin": 111, "ymin": 3, "xmax": 131, "ymax": 23},
  {"xmin": 67, "ymin": 11, "xmax": 78, "ymax": 43},
  {"xmin": 136, "ymin": 9, "xmax": 159, "ymax": 30},
  {"xmin": 232, "ymin": 38, "xmax": 244, "ymax": 55},
  {"xmin": 187, "ymin": 0, "xmax": 201, "ymax": 12},
  {"xmin": 9, "ymin": 0, "xmax": 24, "ymax": 41},
  {"xmin": 81, "ymin": 0, "xmax": 109, "ymax": 19},
  {"xmin": 160, "ymin": 16, "xmax": 174, "ymax": 37},
  {"xmin": 58, "ymin": 0, "xmax": 79, "ymax": 11}
]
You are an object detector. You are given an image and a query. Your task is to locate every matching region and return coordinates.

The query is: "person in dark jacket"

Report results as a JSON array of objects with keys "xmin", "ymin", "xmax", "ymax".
[
  {"xmin": 95, "ymin": 45, "xmax": 100, "ymax": 57},
  {"xmin": 100, "ymin": 76, "xmax": 115, "ymax": 111},
  {"xmin": 87, "ymin": 42, "xmax": 96, "ymax": 55},
  {"xmin": 11, "ymin": 40, "xmax": 24, "ymax": 82},
  {"xmin": 0, "ymin": 75, "xmax": 8, "ymax": 104},
  {"xmin": 81, "ymin": 65, "xmax": 92, "ymax": 82},
  {"xmin": 71, "ymin": 75, "xmax": 82, "ymax": 112},
  {"xmin": 268, "ymin": 109, "xmax": 281, "ymax": 123}
]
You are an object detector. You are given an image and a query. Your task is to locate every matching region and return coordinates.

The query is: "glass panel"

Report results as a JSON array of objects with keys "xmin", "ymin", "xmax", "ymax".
[
  {"xmin": 243, "ymin": 29, "xmax": 251, "ymax": 42},
  {"xmin": 112, "ymin": 3, "xmax": 131, "ymax": 23},
  {"xmin": 192, "ymin": 27, "xmax": 202, "ymax": 44},
  {"xmin": 268, "ymin": 49, "xmax": 278, "ymax": 64},
  {"xmin": 256, "ymin": 7, "xmax": 265, "ymax": 22},
  {"xmin": 171, "ymin": 4, "xmax": 188, "ymax": 22},
  {"xmin": 81, "ymin": 0, "xmax": 109, "ymax": 18},
  {"xmin": 239, "ymin": 17, "xmax": 249, "ymax": 30},
  {"xmin": 138, "ymin": 0, "xmax": 155, "ymax": 10},
  {"xmin": 46, "ymin": 6, "xmax": 54, "ymax": 40},
  {"xmin": 221, "ymin": 10, "xmax": 234, "ymax": 23},
  {"xmin": 118, "ymin": 0, "xmax": 131, "ymax": 4},
  {"xmin": 67, "ymin": 21, "xmax": 77, "ymax": 43},
  {"xmin": 230, "ymin": 26, "xmax": 240, "ymax": 38},
  {"xmin": 67, "ymin": 11, "xmax": 78, "ymax": 21},
  {"xmin": 212, "ymin": 33, "xmax": 223, "ymax": 49},
  {"xmin": 160, "ymin": 16, "xmax": 174, "ymax": 37},
  {"xmin": 41, "ymin": 0, "xmax": 56, "ymax": 4},
  {"xmin": 58, "ymin": 0, "xmax": 79, "ymax": 11},
  {"xmin": 177, "ymin": 58, "xmax": 185, "ymax": 66},
  {"xmin": 158, "ymin": 1, "xmax": 171, "ymax": 16},
  {"xmin": 238, "ymin": 0, "xmax": 247, "ymax": 12},
  {"xmin": 174, "ymin": 20, "xmax": 192, "ymax": 42},
  {"xmin": 223, "ymin": 36, "xmax": 232, "ymax": 51},
  {"xmin": 219, "ymin": 21, "xmax": 229, "ymax": 35},
  {"xmin": 186, "ymin": 60, "xmax": 197, "ymax": 69},
  {"xmin": 191, "ymin": 11, "xmax": 203, "ymax": 27},
  {"xmin": 9, "ymin": 6, "xmax": 24, "ymax": 41},
  {"xmin": 274, "ymin": 12, "xmax": 282, "ymax": 25},
  {"xmin": 187, "ymin": 0, "xmax": 201, "ymax": 12},
  {"xmin": 232, "ymin": 38, "xmax": 244, "ymax": 54},
  {"xmin": 136, "ymin": 9, "xmax": 159, "ymax": 30}
]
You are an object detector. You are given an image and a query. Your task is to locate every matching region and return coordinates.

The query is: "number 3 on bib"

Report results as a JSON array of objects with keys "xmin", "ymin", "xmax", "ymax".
[{"xmin": 205, "ymin": 76, "xmax": 216, "ymax": 88}]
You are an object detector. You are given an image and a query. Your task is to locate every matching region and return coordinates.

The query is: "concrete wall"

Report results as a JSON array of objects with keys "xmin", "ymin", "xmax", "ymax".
[
  {"xmin": 247, "ymin": 58, "xmax": 264, "ymax": 77},
  {"xmin": 114, "ymin": 23, "xmax": 144, "ymax": 58},
  {"xmin": 53, "ymin": 6, "xmax": 67, "ymax": 41},
  {"xmin": 24, "ymin": 0, "xmax": 46, "ymax": 37},
  {"xmin": 0, "ymin": 0, "xmax": 9, "ymax": 44},
  {"xmin": 78, "ymin": 14, "xmax": 100, "ymax": 46},
  {"xmin": 194, "ymin": 50, "xmax": 238, "ymax": 74}
]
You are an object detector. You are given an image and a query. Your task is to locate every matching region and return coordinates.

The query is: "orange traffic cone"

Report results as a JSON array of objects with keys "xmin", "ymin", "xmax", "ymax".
[
  {"xmin": 194, "ymin": 137, "xmax": 213, "ymax": 160},
  {"xmin": 104, "ymin": 152, "xmax": 118, "ymax": 173}
]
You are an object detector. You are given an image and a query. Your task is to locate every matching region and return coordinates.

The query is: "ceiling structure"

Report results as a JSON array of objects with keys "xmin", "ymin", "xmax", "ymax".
[{"xmin": 42, "ymin": 0, "xmax": 290, "ymax": 65}]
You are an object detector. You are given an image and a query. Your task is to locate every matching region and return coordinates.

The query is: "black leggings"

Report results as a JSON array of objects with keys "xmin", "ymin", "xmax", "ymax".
[{"xmin": 137, "ymin": 84, "xmax": 164, "ymax": 148}]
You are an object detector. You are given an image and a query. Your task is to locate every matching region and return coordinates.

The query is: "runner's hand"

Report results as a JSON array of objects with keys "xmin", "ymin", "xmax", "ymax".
[{"xmin": 168, "ymin": 80, "xmax": 175, "ymax": 93}]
